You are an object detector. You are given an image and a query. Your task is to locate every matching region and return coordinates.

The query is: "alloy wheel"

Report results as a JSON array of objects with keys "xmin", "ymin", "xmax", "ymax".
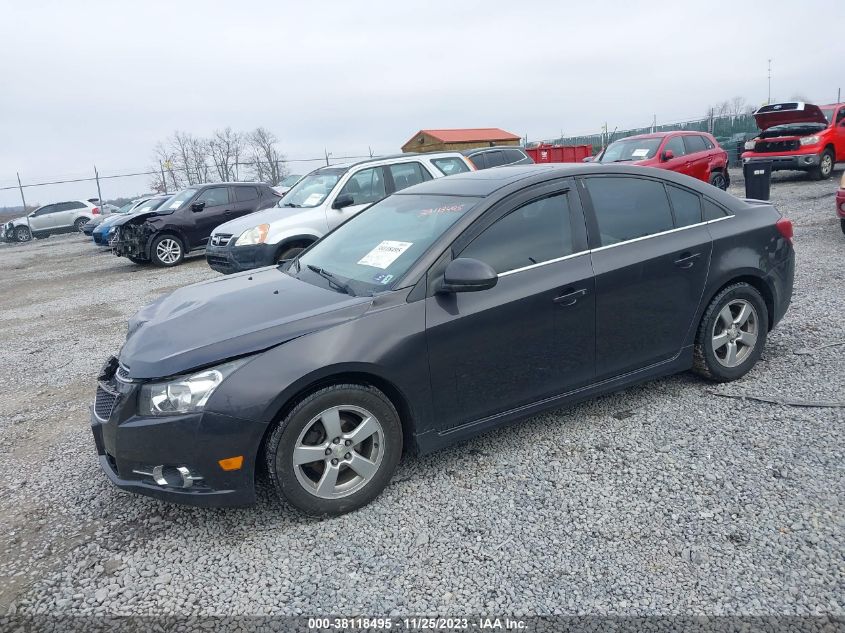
[
  {"xmin": 15, "ymin": 227, "xmax": 31, "ymax": 242},
  {"xmin": 711, "ymin": 299, "xmax": 758, "ymax": 368},
  {"xmin": 292, "ymin": 405, "xmax": 384, "ymax": 499},
  {"xmin": 711, "ymin": 173, "xmax": 726, "ymax": 190},
  {"xmin": 156, "ymin": 238, "xmax": 182, "ymax": 265},
  {"xmin": 820, "ymin": 154, "xmax": 833, "ymax": 177}
]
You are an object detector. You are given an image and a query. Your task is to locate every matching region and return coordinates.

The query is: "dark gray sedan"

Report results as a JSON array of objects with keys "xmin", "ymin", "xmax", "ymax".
[{"xmin": 91, "ymin": 164, "xmax": 794, "ymax": 515}]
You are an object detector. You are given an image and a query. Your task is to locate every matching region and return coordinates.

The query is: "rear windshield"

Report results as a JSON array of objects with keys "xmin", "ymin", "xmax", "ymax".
[{"xmin": 599, "ymin": 138, "xmax": 662, "ymax": 162}]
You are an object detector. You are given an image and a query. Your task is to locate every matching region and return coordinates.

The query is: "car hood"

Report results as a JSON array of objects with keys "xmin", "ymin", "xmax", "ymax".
[
  {"xmin": 119, "ymin": 266, "xmax": 371, "ymax": 379},
  {"xmin": 754, "ymin": 103, "xmax": 828, "ymax": 130},
  {"xmin": 211, "ymin": 205, "xmax": 306, "ymax": 237},
  {"xmin": 8, "ymin": 215, "xmax": 29, "ymax": 227}
]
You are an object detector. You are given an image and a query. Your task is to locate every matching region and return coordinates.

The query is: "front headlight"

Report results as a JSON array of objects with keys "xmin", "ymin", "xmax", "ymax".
[
  {"xmin": 139, "ymin": 358, "xmax": 249, "ymax": 416},
  {"xmin": 799, "ymin": 135, "xmax": 820, "ymax": 146},
  {"xmin": 235, "ymin": 224, "xmax": 270, "ymax": 246},
  {"xmin": 744, "ymin": 140, "xmax": 756, "ymax": 150}
]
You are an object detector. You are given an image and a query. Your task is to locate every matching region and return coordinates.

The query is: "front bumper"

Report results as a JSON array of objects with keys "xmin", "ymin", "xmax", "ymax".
[
  {"xmin": 90, "ymin": 359, "xmax": 262, "ymax": 507},
  {"xmin": 742, "ymin": 152, "xmax": 821, "ymax": 172},
  {"xmin": 92, "ymin": 230, "xmax": 113, "ymax": 246},
  {"xmin": 205, "ymin": 240, "xmax": 277, "ymax": 274}
]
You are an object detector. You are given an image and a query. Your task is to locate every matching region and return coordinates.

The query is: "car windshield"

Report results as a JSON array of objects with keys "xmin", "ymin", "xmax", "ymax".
[
  {"xmin": 820, "ymin": 107, "xmax": 834, "ymax": 123},
  {"xmin": 116, "ymin": 202, "xmax": 137, "ymax": 214},
  {"xmin": 278, "ymin": 168, "xmax": 345, "ymax": 208},
  {"xmin": 599, "ymin": 138, "xmax": 662, "ymax": 162},
  {"xmin": 162, "ymin": 189, "xmax": 197, "ymax": 210},
  {"xmin": 295, "ymin": 194, "xmax": 479, "ymax": 296},
  {"xmin": 132, "ymin": 197, "xmax": 168, "ymax": 213},
  {"xmin": 277, "ymin": 174, "xmax": 302, "ymax": 187}
]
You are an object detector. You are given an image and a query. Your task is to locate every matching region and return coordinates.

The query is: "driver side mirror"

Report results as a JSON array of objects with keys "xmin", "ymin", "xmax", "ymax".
[
  {"xmin": 191, "ymin": 201, "xmax": 205, "ymax": 213},
  {"xmin": 661, "ymin": 149, "xmax": 674, "ymax": 162},
  {"xmin": 332, "ymin": 194, "xmax": 355, "ymax": 210},
  {"xmin": 439, "ymin": 258, "xmax": 498, "ymax": 293}
]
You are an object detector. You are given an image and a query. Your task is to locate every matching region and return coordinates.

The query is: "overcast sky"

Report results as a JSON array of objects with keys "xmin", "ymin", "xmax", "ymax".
[{"xmin": 1, "ymin": 0, "xmax": 842, "ymax": 207}]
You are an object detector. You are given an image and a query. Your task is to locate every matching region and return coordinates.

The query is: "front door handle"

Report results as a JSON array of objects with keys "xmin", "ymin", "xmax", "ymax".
[
  {"xmin": 674, "ymin": 251, "xmax": 701, "ymax": 269},
  {"xmin": 553, "ymin": 288, "xmax": 588, "ymax": 306}
]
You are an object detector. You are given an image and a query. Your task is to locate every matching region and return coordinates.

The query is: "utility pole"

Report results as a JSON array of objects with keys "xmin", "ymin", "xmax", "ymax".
[
  {"xmin": 324, "ymin": 149, "xmax": 331, "ymax": 166},
  {"xmin": 651, "ymin": 114, "xmax": 657, "ymax": 133},
  {"xmin": 767, "ymin": 58, "xmax": 772, "ymax": 104},
  {"xmin": 94, "ymin": 165, "xmax": 103, "ymax": 212},
  {"xmin": 17, "ymin": 172, "xmax": 32, "ymax": 235}
]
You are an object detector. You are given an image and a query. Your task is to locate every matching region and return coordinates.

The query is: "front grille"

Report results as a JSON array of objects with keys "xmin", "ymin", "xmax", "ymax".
[
  {"xmin": 206, "ymin": 255, "xmax": 233, "ymax": 271},
  {"xmin": 755, "ymin": 140, "xmax": 800, "ymax": 153},
  {"xmin": 94, "ymin": 384, "xmax": 119, "ymax": 421},
  {"xmin": 211, "ymin": 233, "xmax": 233, "ymax": 247}
]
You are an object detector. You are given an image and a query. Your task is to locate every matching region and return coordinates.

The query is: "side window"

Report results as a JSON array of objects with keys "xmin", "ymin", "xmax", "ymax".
[
  {"xmin": 340, "ymin": 167, "xmax": 386, "ymax": 205},
  {"xmin": 64, "ymin": 201, "xmax": 86, "ymax": 210},
  {"xmin": 388, "ymin": 162, "xmax": 429, "ymax": 192},
  {"xmin": 460, "ymin": 193, "xmax": 574, "ymax": 274},
  {"xmin": 666, "ymin": 184, "xmax": 703, "ymax": 227},
  {"xmin": 703, "ymin": 198, "xmax": 729, "ymax": 221},
  {"xmin": 503, "ymin": 149, "xmax": 526, "ymax": 164},
  {"xmin": 484, "ymin": 150, "xmax": 506, "ymax": 168},
  {"xmin": 683, "ymin": 135, "xmax": 708, "ymax": 154},
  {"xmin": 585, "ymin": 177, "xmax": 674, "ymax": 245},
  {"xmin": 663, "ymin": 136, "xmax": 686, "ymax": 157},
  {"xmin": 837, "ymin": 108, "xmax": 845, "ymax": 125},
  {"xmin": 468, "ymin": 153, "xmax": 487, "ymax": 169},
  {"xmin": 196, "ymin": 187, "xmax": 230, "ymax": 206},
  {"xmin": 702, "ymin": 136, "xmax": 715, "ymax": 149},
  {"xmin": 431, "ymin": 157, "xmax": 470, "ymax": 176},
  {"xmin": 34, "ymin": 205, "xmax": 55, "ymax": 216},
  {"xmin": 234, "ymin": 186, "xmax": 259, "ymax": 202}
]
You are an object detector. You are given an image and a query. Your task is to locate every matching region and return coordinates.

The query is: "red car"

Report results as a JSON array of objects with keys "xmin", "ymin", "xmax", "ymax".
[
  {"xmin": 742, "ymin": 101, "xmax": 845, "ymax": 180},
  {"xmin": 837, "ymin": 172, "xmax": 845, "ymax": 236},
  {"xmin": 596, "ymin": 131, "xmax": 730, "ymax": 189}
]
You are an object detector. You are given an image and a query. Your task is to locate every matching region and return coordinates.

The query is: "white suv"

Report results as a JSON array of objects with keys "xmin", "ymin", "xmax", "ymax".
[
  {"xmin": 3, "ymin": 200, "xmax": 101, "ymax": 242},
  {"xmin": 205, "ymin": 152, "xmax": 474, "ymax": 273}
]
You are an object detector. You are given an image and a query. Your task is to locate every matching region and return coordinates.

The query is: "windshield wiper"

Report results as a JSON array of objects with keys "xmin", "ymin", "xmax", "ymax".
[
  {"xmin": 283, "ymin": 202, "xmax": 300, "ymax": 208},
  {"xmin": 306, "ymin": 264, "xmax": 355, "ymax": 296},
  {"xmin": 610, "ymin": 158, "xmax": 634, "ymax": 162}
]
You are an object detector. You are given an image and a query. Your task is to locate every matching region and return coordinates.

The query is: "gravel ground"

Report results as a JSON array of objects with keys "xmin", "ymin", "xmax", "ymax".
[{"xmin": 0, "ymin": 168, "xmax": 843, "ymax": 618}]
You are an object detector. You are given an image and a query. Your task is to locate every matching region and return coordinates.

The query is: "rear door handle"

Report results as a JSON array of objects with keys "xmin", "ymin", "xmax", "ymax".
[
  {"xmin": 674, "ymin": 251, "xmax": 701, "ymax": 269},
  {"xmin": 553, "ymin": 288, "xmax": 588, "ymax": 306}
]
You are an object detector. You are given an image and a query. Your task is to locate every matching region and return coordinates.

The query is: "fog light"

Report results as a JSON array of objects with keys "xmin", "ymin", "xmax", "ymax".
[{"xmin": 132, "ymin": 465, "xmax": 203, "ymax": 488}]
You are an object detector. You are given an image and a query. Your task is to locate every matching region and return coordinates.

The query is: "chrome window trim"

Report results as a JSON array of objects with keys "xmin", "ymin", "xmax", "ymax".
[{"xmin": 495, "ymin": 215, "xmax": 733, "ymax": 277}]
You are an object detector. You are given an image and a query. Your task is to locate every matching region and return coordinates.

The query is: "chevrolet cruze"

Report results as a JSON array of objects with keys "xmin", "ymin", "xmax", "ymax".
[{"xmin": 91, "ymin": 164, "xmax": 794, "ymax": 515}]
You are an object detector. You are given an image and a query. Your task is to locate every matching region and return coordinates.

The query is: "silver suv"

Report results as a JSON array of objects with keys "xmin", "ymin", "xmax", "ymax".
[
  {"xmin": 205, "ymin": 152, "xmax": 474, "ymax": 273},
  {"xmin": 3, "ymin": 199, "xmax": 100, "ymax": 242}
]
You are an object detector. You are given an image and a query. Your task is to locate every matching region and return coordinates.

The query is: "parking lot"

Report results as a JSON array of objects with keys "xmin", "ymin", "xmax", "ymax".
[{"xmin": 0, "ymin": 168, "xmax": 842, "ymax": 616}]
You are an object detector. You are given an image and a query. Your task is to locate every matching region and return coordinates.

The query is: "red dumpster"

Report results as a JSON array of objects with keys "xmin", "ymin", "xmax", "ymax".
[{"xmin": 525, "ymin": 144, "xmax": 592, "ymax": 164}]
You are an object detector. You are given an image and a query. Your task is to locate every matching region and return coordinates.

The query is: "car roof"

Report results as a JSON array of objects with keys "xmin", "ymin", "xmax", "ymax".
[
  {"xmin": 312, "ymin": 152, "xmax": 468, "ymax": 172},
  {"xmin": 614, "ymin": 131, "xmax": 710, "ymax": 141},
  {"xmin": 462, "ymin": 146, "xmax": 527, "ymax": 155},
  {"xmin": 398, "ymin": 163, "xmax": 740, "ymax": 205}
]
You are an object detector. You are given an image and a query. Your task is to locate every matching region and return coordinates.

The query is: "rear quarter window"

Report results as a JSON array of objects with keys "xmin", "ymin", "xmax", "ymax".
[
  {"xmin": 666, "ymin": 185, "xmax": 703, "ymax": 227},
  {"xmin": 234, "ymin": 186, "xmax": 259, "ymax": 202},
  {"xmin": 468, "ymin": 153, "xmax": 487, "ymax": 169},
  {"xmin": 431, "ymin": 157, "xmax": 470, "ymax": 176}
]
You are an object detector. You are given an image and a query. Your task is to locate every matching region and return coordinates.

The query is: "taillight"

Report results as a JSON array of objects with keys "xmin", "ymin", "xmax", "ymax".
[
  {"xmin": 776, "ymin": 217, "xmax": 793, "ymax": 244},
  {"xmin": 92, "ymin": 207, "xmax": 100, "ymax": 215}
]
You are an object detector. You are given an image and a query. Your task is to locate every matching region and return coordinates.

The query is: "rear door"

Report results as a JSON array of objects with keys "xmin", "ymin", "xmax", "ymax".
[
  {"xmin": 580, "ymin": 175, "xmax": 712, "ymax": 380},
  {"xmin": 682, "ymin": 135, "xmax": 710, "ymax": 181},
  {"xmin": 327, "ymin": 166, "xmax": 387, "ymax": 229},
  {"xmin": 230, "ymin": 185, "xmax": 261, "ymax": 220},
  {"xmin": 426, "ymin": 180, "xmax": 595, "ymax": 428}
]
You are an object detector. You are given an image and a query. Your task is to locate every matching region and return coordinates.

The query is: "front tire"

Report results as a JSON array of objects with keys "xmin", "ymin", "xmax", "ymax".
[
  {"xmin": 266, "ymin": 384, "xmax": 403, "ymax": 516},
  {"xmin": 15, "ymin": 226, "xmax": 31, "ymax": 242},
  {"xmin": 74, "ymin": 217, "xmax": 89, "ymax": 233},
  {"xmin": 150, "ymin": 234, "xmax": 184, "ymax": 267},
  {"xmin": 693, "ymin": 283, "xmax": 768, "ymax": 382},
  {"xmin": 810, "ymin": 149, "xmax": 834, "ymax": 180},
  {"xmin": 276, "ymin": 244, "xmax": 307, "ymax": 264}
]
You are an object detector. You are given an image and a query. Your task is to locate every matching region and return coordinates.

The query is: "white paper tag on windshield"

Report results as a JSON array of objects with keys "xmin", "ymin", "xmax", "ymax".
[
  {"xmin": 357, "ymin": 240, "xmax": 413, "ymax": 269},
  {"xmin": 304, "ymin": 193, "xmax": 324, "ymax": 206},
  {"xmin": 631, "ymin": 148, "xmax": 650, "ymax": 157}
]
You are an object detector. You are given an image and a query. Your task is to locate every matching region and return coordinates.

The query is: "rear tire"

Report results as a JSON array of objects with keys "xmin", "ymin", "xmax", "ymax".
[
  {"xmin": 693, "ymin": 283, "xmax": 768, "ymax": 382},
  {"xmin": 810, "ymin": 149, "xmax": 834, "ymax": 180},
  {"xmin": 266, "ymin": 384, "xmax": 403, "ymax": 516},
  {"xmin": 15, "ymin": 226, "xmax": 31, "ymax": 242},
  {"xmin": 150, "ymin": 234, "xmax": 184, "ymax": 267},
  {"xmin": 708, "ymin": 170, "xmax": 728, "ymax": 190}
]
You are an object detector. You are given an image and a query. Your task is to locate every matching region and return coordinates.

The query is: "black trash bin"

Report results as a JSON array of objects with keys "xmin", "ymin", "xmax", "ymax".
[{"xmin": 743, "ymin": 161, "xmax": 772, "ymax": 200}]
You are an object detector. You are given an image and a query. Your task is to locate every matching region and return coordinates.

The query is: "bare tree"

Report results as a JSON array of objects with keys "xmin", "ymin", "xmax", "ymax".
[
  {"xmin": 209, "ymin": 127, "xmax": 243, "ymax": 181},
  {"xmin": 149, "ymin": 142, "xmax": 182, "ymax": 192},
  {"xmin": 730, "ymin": 96, "xmax": 747, "ymax": 118},
  {"xmin": 247, "ymin": 127, "xmax": 286, "ymax": 184}
]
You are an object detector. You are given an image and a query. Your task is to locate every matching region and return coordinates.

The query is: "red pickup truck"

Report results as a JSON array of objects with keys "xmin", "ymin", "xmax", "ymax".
[{"xmin": 742, "ymin": 101, "xmax": 845, "ymax": 180}]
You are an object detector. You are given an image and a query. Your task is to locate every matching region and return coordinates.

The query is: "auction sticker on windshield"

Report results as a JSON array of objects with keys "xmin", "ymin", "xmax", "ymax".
[
  {"xmin": 631, "ymin": 148, "xmax": 650, "ymax": 157},
  {"xmin": 357, "ymin": 241, "xmax": 412, "ymax": 269}
]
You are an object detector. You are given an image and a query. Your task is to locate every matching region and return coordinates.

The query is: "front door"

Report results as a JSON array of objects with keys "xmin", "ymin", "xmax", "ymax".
[
  {"xmin": 29, "ymin": 204, "xmax": 59, "ymax": 231},
  {"xmin": 580, "ymin": 175, "xmax": 712, "ymax": 380},
  {"xmin": 426, "ymin": 182, "xmax": 595, "ymax": 431},
  {"xmin": 327, "ymin": 167, "xmax": 387, "ymax": 230},
  {"xmin": 185, "ymin": 186, "xmax": 232, "ymax": 249},
  {"xmin": 660, "ymin": 135, "xmax": 692, "ymax": 177}
]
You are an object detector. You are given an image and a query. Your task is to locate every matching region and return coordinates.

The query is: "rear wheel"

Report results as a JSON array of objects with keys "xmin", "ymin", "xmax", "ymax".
[
  {"xmin": 73, "ymin": 217, "xmax": 89, "ymax": 233},
  {"xmin": 810, "ymin": 149, "xmax": 834, "ymax": 180},
  {"xmin": 150, "ymin": 235, "xmax": 184, "ymax": 267},
  {"xmin": 693, "ymin": 283, "xmax": 768, "ymax": 382},
  {"xmin": 15, "ymin": 226, "xmax": 31, "ymax": 242},
  {"xmin": 266, "ymin": 384, "xmax": 403, "ymax": 516},
  {"xmin": 708, "ymin": 170, "xmax": 728, "ymax": 190}
]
